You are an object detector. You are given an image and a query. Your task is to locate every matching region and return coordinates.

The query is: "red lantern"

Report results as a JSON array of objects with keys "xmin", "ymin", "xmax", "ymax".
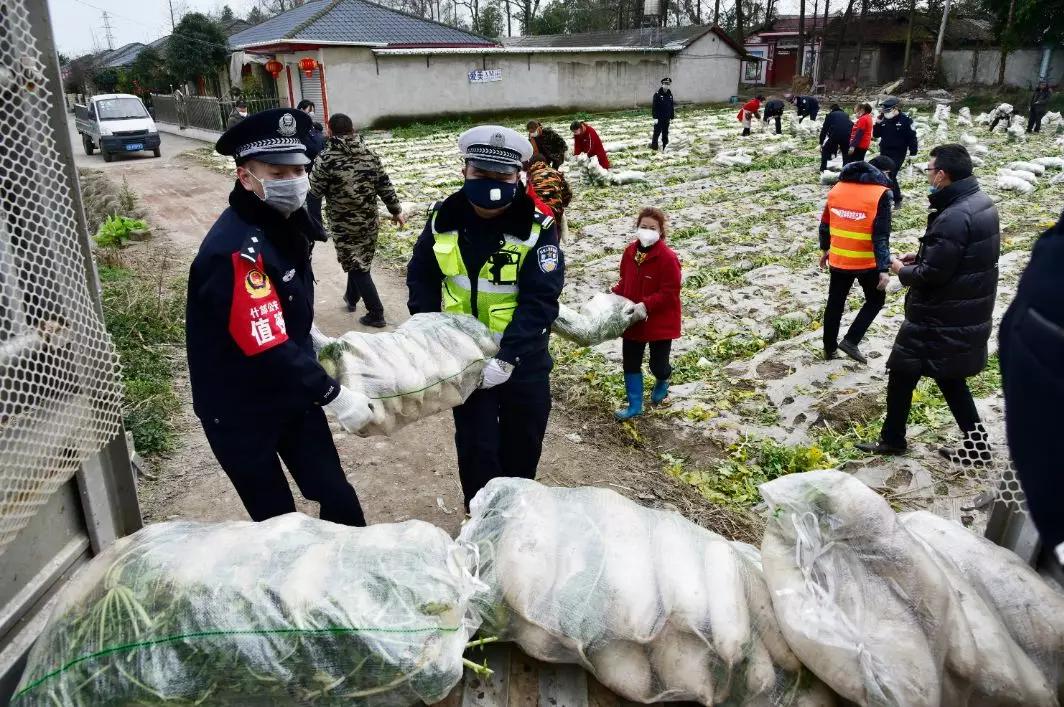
[
  {"xmin": 265, "ymin": 59, "xmax": 283, "ymax": 78},
  {"xmin": 298, "ymin": 57, "xmax": 318, "ymax": 78}
]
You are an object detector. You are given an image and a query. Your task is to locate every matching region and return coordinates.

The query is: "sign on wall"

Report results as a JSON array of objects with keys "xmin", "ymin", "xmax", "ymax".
[{"xmin": 468, "ymin": 68, "xmax": 502, "ymax": 83}]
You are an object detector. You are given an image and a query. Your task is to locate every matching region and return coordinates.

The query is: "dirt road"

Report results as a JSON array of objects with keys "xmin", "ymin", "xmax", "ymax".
[
  {"xmin": 65, "ymin": 117, "xmax": 207, "ymax": 172},
  {"xmin": 95, "ymin": 130, "xmax": 709, "ymax": 539}
]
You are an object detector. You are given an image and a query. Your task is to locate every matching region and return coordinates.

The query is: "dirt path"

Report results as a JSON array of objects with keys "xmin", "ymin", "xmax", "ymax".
[{"xmin": 101, "ymin": 144, "xmax": 727, "ymax": 539}]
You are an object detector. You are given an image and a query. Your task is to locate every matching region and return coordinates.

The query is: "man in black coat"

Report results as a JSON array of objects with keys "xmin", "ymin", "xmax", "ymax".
[
  {"xmin": 999, "ymin": 208, "xmax": 1064, "ymax": 569},
  {"xmin": 186, "ymin": 108, "xmax": 374, "ymax": 525},
  {"xmin": 873, "ymin": 97, "xmax": 919, "ymax": 207},
  {"xmin": 651, "ymin": 77, "xmax": 675, "ymax": 150},
  {"xmin": 818, "ymin": 104, "xmax": 852, "ymax": 171},
  {"xmin": 790, "ymin": 94, "xmax": 820, "ymax": 122},
  {"xmin": 762, "ymin": 97, "xmax": 785, "ymax": 135},
  {"xmin": 1027, "ymin": 80, "xmax": 1052, "ymax": 133},
  {"xmin": 859, "ymin": 144, "xmax": 1000, "ymax": 462}
]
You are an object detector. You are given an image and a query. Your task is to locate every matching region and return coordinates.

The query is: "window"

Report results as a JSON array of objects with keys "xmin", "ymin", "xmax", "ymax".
[{"xmin": 95, "ymin": 97, "xmax": 148, "ymax": 120}]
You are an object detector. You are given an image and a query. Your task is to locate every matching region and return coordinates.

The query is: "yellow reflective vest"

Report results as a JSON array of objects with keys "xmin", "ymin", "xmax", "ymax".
[{"xmin": 430, "ymin": 202, "xmax": 553, "ymax": 337}]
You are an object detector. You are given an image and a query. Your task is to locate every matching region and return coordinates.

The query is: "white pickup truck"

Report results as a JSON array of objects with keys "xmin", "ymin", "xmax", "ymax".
[{"xmin": 74, "ymin": 93, "xmax": 161, "ymax": 162}]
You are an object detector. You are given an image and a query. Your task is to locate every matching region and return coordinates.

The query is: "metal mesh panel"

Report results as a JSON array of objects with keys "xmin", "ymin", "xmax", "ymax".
[
  {"xmin": 0, "ymin": 0, "xmax": 123, "ymax": 554},
  {"xmin": 944, "ymin": 423, "xmax": 1028, "ymax": 515}
]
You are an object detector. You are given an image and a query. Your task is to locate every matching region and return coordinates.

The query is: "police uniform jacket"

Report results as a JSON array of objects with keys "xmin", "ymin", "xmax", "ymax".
[
  {"xmin": 406, "ymin": 191, "xmax": 564, "ymax": 381},
  {"xmin": 652, "ymin": 89, "xmax": 675, "ymax": 121},
  {"xmin": 873, "ymin": 112, "xmax": 919, "ymax": 156},
  {"xmin": 186, "ymin": 184, "xmax": 339, "ymax": 422}
]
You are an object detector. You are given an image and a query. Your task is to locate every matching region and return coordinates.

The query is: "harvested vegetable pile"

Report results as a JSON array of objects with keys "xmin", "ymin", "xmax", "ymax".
[
  {"xmin": 459, "ymin": 478, "xmax": 835, "ymax": 706},
  {"xmin": 760, "ymin": 470, "xmax": 1063, "ymax": 707},
  {"xmin": 552, "ymin": 292, "xmax": 642, "ymax": 347},
  {"xmin": 318, "ymin": 313, "xmax": 497, "ymax": 436},
  {"xmin": 15, "ymin": 515, "xmax": 484, "ymax": 706}
]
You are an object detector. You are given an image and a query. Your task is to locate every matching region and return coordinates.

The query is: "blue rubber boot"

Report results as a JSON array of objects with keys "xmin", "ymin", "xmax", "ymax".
[
  {"xmin": 614, "ymin": 373, "xmax": 644, "ymax": 421},
  {"xmin": 651, "ymin": 378, "xmax": 670, "ymax": 404}
]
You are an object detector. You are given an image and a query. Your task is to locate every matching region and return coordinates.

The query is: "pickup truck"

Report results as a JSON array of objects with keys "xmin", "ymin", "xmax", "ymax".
[{"xmin": 74, "ymin": 93, "xmax": 161, "ymax": 162}]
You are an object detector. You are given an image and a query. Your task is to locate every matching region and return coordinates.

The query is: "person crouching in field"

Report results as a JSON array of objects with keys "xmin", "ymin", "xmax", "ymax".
[{"xmin": 612, "ymin": 207, "xmax": 682, "ymax": 420}]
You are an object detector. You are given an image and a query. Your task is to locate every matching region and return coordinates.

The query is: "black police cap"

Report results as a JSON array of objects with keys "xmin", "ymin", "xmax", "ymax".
[{"xmin": 216, "ymin": 108, "xmax": 311, "ymax": 166}]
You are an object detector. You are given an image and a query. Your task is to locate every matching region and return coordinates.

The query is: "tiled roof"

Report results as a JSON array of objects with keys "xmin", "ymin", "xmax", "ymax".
[
  {"xmin": 228, "ymin": 0, "xmax": 494, "ymax": 49},
  {"xmin": 503, "ymin": 25, "xmax": 747, "ymax": 56},
  {"xmin": 101, "ymin": 42, "xmax": 146, "ymax": 68},
  {"xmin": 820, "ymin": 12, "xmax": 994, "ymax": 44}
]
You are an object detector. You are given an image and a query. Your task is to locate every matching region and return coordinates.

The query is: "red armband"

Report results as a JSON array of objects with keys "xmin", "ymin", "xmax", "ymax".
[{"xmin": 228, "ymin": 252, "xmax": 288, "ymax": 355}]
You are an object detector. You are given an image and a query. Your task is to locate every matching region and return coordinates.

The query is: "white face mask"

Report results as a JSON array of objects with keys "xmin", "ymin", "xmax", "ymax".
[
  {"xmin": 248, "ymin": 171, "xmax": 310, "ymax": 217},
  {"xmin": 635, "ymin": 227, "xmax": 660, "ymax": 247},
  {"xmin": 885, "ymin": 109, "xmax": 899, "ymax": 118}
]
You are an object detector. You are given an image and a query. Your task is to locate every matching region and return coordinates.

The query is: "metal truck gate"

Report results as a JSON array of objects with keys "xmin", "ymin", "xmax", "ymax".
[{"xmin": 0, "ymin": 0, "xmax": 141, "ymax": 701}]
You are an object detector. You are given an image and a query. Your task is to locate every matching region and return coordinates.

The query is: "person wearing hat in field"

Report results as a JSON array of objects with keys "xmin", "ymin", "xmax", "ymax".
[
  {"xmin": 406, "ymin": 126, "xmax": 564, "ymax": 508},
  {"xmin": 788, "ymin": 93, "xmax": 820, "ymax": 123},
  {"xmin": 186, "ymin": 108, "xmax": 374, "ymax": 526},
  {"xmin": 874, "ymin": 97, "xmax": 918, "ymax": 207},
  {"xmin": 762, "ymin": 96, "xmax": 786, "ymax": 135},
  {"xmin": 527, "ymin": 120, "xmax": 568, "ymax": 169},
  {"xmin": 571, "ymin": 120, "xmax": 610, "ymax": 168},
  {"xmin": 651, "ymin": 77, "xmax": 675, "ymax": 151},
  {"xmin": 738, "ymin": 94, "xmax": 764, "ymax": 136}
]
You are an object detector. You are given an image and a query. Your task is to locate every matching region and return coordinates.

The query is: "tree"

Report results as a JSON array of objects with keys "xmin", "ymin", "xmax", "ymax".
[
  {"xmin": 797, "ymin": 0, "xmax": 806, "ymax": 76},
  {"xmin": 902, "ymin": 0, "xmax": 917, "ymax": 75},
  {"xmin": 247, "ymin": 6, "xmax": 267, "ymax": 23},
  {"xmin": 129, "ymin": 46, "xmax": 173, "ymax": 95},
  {"xmin": 734, "ymin": 0, "xmax": 745, "ymax": 42},
  {"xmin": 166, "ymin": 13, "xmax": 228, "ymax": 87},
  {"xmin": 853, "ymin": 0, "xmax": 869, "ymax": 82},
  {"xmin": 93, "ymin": 68, "xmax": 120, "ymax": 92},
  {"xmin": 220, "ymin": 5, "xmax": 235, "ymax": 22},
  {"xmin": 254, "ymin": 0, "xmax": 307, "ymax": 16}
]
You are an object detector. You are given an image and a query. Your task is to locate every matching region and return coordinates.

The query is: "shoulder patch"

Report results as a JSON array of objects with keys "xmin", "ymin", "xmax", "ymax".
[
  {"xmin": 533, "ymin": 209, "xmax": 555, "ymax": 230},
  {"xmin": 537, "ymin": 244, "xmax": 560, "ymax": 274},
  {"xmin": 238, "ymin": 231, "xmax": 264, "ymax": 263}
]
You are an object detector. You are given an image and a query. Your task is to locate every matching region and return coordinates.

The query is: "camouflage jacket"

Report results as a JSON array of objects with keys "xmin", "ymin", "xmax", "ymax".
[
  {"xmin": 530, "ymin": 127, "xmax": 568, "ymax": 168},
  {"xmin": 528, "ymin": 162, "xmax": 572, "ymax": 214},
  {"xmin": 309, "ymin": 134, "xmax": 401, "ymax": 236}
]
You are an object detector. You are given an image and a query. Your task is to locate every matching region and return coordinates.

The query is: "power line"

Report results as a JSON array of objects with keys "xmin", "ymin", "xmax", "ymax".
[
  {"xmin": 69, "ymin": 0, "xmax": 235, "ymax": 54},
  {"xmin": 102, "ymin": 11, "xmax": 115, "ymax": 50}
]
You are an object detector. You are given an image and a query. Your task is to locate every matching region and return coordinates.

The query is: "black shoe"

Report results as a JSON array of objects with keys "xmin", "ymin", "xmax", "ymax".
[
  {"xmin": 856, "ymin": 440, "xmax": 907, "ymax": 455},
  {"xmin": 650, "ymin": 143, "xmax": 658, "ymax": 150},
  {"xmin": 824, "ymin": 348, "xmax": 838, "ymax": 360},
  {"xmin": 838, "ymin": 339, "xmax": 868, "ymax": 364},
  {"xmin": 343, "ymin": 296, "xmax": 358, "ymax": 313},
  {"xmin": 893, "ymin": 199, "xmax": 903, "ymax": 209},
  {"xmin": 359, "ymin": 313, "xmax": 386, "ymax": 328}
]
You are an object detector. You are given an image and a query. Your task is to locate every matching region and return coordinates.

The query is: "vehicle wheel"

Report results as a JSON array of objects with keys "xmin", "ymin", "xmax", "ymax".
[
  {"xmin": 152, "ymin": 147, "xmax": 161, "ymax": 158},
  {"xmin": 102, "ymin": 149, "xmax": 113, "ymax": 163},
  {"xmin": 83, "ymin": 135, "xmax": 94, "ymax": 155}
]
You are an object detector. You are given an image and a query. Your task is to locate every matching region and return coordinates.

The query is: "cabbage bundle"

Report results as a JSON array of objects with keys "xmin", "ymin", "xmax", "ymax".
[
  {"xmin": 460, "ymin": 478, "xmax": 835, "ymax": 706},
  {"xmin": 760, "ymin": 470, "xmax": 1061, "ymax": 707},
  {"xmin": 15, "ymin": 515, "xmax": 484, "ymax": 706},
  {"xmin": 319, "ymin": 313, "xmax": 497, "ymax": 436},
  {"xmin": 552, "ymin": 293, "xmax": 642, "ymax": 347}
]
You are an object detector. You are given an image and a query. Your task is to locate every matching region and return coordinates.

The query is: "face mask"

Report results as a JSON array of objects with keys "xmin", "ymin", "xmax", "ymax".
[
  {"xmin": 248, "ymin": 171, "xmax": 310, "ymax": 217},
  {"xmin": 463, "ymin": 177, "xmax": 518, "ymax": 209},
  {"xmin": 635, "ymin": 227, "xmax": 660, "ymax": 247},
  {"xmin": 238, "ymin": 110, "xmax": 247, "ymax": 117},
  {"xmin": 885, "ymin": 109, "xmax": 898, "ymax": 118},
  {"xmin": 927, "ymin": 173, "xmax": 942, "ymax": 195}
]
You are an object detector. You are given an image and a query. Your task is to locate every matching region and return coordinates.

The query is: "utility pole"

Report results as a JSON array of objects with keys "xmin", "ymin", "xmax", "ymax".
[
  {"xmin": 101, "ymin": 11, "xmax": 114, "ymax": 50},
  {"xmin": 168, "ymin": 0, "xmax": 176, "ymax": 31},
  {"xmin": 933, "ymin": 0, "xmax": 951, "ymax": 72}
]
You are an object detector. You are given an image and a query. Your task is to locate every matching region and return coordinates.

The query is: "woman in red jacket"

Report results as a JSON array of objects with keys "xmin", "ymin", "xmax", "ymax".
[
  {"xmin": 847, "ymin": 102, "xmax": 874, "ymax": 163},
  {"xmin": 570, "ymin": 121, "xmax": 610, "ymax": 169},
  {"xmin": 611, "ymin": 207, "xmax": 682, "ymax": 420}
]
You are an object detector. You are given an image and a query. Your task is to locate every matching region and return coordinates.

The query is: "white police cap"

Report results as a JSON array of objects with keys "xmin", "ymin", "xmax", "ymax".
[{"xmin": 458, "ymin": 125, "xmax": 533, "ymax": 174}]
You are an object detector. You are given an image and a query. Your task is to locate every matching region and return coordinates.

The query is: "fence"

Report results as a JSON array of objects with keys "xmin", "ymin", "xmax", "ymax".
[{"xmin": 150, "ymin": 93, "xmax": 283, "ymax": 133}]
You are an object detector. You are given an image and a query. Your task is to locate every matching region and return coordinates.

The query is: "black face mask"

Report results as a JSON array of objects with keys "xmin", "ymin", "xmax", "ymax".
[{"xmin": 462, "ymin": 177, "xmax": 518, "ymax": 209}]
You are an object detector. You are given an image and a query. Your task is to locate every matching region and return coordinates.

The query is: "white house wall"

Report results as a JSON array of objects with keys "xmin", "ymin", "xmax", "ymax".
[
  {"xmin": 940, "ymin": 48, "xmax": 1060, "ymax": 88},
  {"xmin": 304, "ymin": 43, "xmax": 738, "ymax": 127}
]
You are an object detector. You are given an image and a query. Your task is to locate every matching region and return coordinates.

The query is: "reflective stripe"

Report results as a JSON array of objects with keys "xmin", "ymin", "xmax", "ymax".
[
  {"xmin": 447, "ymin": 273, "xmax": 519, "ymax": 295},
  {"xmin": 829, "ymin": 227, "xmax": 872, "ymax": 241},
  {"xmin": 830, "ymin": 245, "xmax": 877, "ymax": 259}
]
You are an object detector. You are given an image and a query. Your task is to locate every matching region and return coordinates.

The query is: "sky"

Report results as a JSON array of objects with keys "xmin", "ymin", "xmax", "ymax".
[{"xmin": 48, "ymin": 0, "xmax": 258, "ymax": 57}]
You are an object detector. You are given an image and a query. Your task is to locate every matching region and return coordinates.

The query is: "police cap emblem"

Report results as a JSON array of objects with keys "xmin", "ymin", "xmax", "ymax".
[
  {"xmin": 490, "ymin": 131, "xmax": 506, "ymax": 148},
  {"xmin": 278, "ymin": 113, "xmax": 297, "ymax": 137}
]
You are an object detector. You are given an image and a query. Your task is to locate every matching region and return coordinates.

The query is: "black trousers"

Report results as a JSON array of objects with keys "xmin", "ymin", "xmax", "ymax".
[
  {"xmin": 881, "ymin": 149, "xmax": 906, "ymax": 204},
  {"xmin": 345, "ymin": 269, "xmax": 384, "ymax": 316},
  {"xmin": 652, "ymin": 119, "xmax": 670, "ymax": 149},
  {"xmin": 823, "ymin": 268, "xmax": 885, "ymax": 354},
  {"xmin": 1027, "ymin": 109, "xmax": 1045, "ymax": 133},
  {"xmin": 452, "ymin": 375, "xmax": 551, "ymax": 506},
  {"xmin": 622, "ymin": 339, "xmax": 673, "ymax": 380},
  {"xmin": 880, "ymin": 371, "xmax": 980, "ymax": 448},
  {"xmin": 989, "ymin": 115, "xmax": 1009, "ymax": 132},
  {"xmin": 820, "ymin": 138, "xmax": 844, "ymax": 171},
  {"xmin": 202, "ymin": 407, "xmax": 366, "ymax": 525},
  {"xmin": 844, "ymin": 146, "xmax": 867, "ymax": 164},
  {"xmin": 306, "ymin": 193, "xmax": 323, "ymax": 227},
  {"xmin": 764, "ymin": 114, "xmax": 782, "ymax": 134}
]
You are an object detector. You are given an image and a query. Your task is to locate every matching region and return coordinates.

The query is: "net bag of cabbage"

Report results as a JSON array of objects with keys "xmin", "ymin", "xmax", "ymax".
[
  {"xmin": 459, "ymin": 478, "xmax": 835, "ymax": 706},
  {"xmin": 14, "ymin": 515, "xmax": 485, "ymax": 706},
  {"xmin": 318, "ymin": 313, "xmax": 497, "ymax": 436},
  {"xmin": 552, "ymin": 293, "xmax": 642, "ymax": 347},
  {"xmin": 759, "ymin": 470, "xmax": 1061, "ymax": 707}
]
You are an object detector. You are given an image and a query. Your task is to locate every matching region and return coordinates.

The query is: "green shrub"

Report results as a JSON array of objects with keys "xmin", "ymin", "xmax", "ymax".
[{"xmin": 94, "ymin": 215, "xmax": 148, "ymax": 248}]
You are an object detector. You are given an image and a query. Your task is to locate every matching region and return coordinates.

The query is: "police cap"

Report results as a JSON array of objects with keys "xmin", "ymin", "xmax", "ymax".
[
  {"xmin": 882, "ymin": 97, "xmax": 900, "ymax": 110},
  {"xmin": 661, "ymin": 77, "xmax": 672, "ymax": 84},
  {"xmin": 216, "ymin": 108, "xmax": 311, "ymax": 166},
  {"xmin": 458, "ymin": 125, "xmax": 532, "ymax": 174}
]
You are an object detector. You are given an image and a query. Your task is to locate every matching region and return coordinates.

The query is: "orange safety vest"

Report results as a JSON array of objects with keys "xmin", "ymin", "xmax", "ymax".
[{"xmin": 825, "ymin": 181, "xmax": 888, "ymax": 270}]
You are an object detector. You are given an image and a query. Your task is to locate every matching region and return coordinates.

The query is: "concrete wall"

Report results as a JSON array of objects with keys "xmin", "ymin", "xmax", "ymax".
[
  {"xmin": 279, "ymin": 37, "xmax": 740, "ymax": 127},
  {"xmin": 940, "ymin": 48, "xmax": 1061, "ymax": 88}
]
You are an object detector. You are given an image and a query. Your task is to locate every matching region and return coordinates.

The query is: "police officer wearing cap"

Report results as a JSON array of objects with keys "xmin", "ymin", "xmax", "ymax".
[
  {"xmin": 186, "ymin": 108, "xmax": 375, "ymax": 525},
  {"xmin": 873, "ymin": 97, "xmax": 918, "ymax": 208},
  {"xmin": 651, "ymin": 77, "xmax": 675, "ymax": 151},
  {"xmin": 407, "ymin": 126, "xmax": 564, "ymax": 508}
]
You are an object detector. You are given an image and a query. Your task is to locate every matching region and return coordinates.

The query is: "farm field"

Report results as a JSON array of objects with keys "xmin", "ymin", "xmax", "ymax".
[{"xmin": 196, "ymin": 103, "xmax": 1064, "ymax": 529}]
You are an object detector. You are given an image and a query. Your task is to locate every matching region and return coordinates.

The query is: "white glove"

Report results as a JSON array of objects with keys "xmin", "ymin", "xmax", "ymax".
[
  {"xmin": 633, "ymin": 302, "xmax": 648, "ymax": 321},
  {"xmin": 654, "ymin": 119, "xmax": 659, "ymax": 125},
  {"xmin": 310, "ymin": 324, "xmax": 333, "ymax": 354},
  {"xmin": 480, "ymin": 358, "xmax": 514, "ymax": 389},
  {"xmin": 324, "ymin": 387, "xmax": 375, "ymax": 433}
]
